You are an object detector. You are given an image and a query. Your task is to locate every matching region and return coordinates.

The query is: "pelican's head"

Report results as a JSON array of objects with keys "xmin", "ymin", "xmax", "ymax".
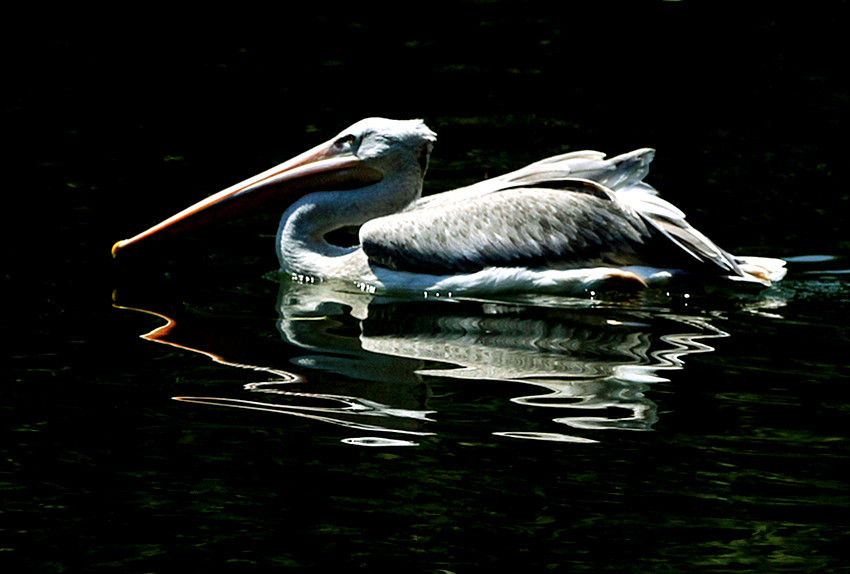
[
  {"xmin": 111, "ymin": 117, "xmax": 437, "ymax": 257},
  {"xmin": 333, "ymin": 117, "xmax": 436, "ymax": 177}
]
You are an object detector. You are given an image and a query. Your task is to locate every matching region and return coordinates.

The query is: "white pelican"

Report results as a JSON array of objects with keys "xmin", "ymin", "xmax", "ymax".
[{"xmin": 112, "ymin": 117, "xmax": 786, "ymax": 295}]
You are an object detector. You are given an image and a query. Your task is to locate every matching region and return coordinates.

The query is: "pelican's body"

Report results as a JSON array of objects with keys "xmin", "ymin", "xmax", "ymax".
[{"xmin": 113, "ymin": 118, "xmax": 785, "ymax": 295}]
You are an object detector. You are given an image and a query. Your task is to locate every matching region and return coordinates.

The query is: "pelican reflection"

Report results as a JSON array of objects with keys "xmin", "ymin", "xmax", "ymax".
[{"xmin": 118, "ymin": 276, "xmax": 735, "ymax": 444}]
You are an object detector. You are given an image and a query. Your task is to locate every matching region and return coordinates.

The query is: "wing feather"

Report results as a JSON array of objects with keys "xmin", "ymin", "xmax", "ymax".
[
  {"xmin": 616, "ymin": 184, "xmax": 742, "ymax": 274},
  {"xmin": 363, "ymin": 148, "xmax": 745, "ymax": 277},
  {"xmin": 410, "ymin": 148, "xmax": 656, "ymax": 210},
  {"xmin": 361, "ymin": 187, "xmax": 656, "ymax": 274}
]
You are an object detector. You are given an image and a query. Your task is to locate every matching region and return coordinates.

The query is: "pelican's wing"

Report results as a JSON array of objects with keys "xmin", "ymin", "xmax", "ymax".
[
  {"xmin": 384, "ymin": 147, "xmax": 745, "ymax": 277},
  {"xmin": 361, "ymin": 183, "xmax": 668, "ymax": 275}
]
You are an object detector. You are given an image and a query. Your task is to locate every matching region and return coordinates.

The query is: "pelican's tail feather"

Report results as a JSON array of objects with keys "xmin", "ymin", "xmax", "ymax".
[{"xmin": 732, "ymin": 256, "xmax": 788, "ymax": 285}]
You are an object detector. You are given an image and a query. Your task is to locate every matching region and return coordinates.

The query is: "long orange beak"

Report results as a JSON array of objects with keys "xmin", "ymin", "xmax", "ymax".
[{"xmin": 111, "ymin": 138, "xmax": 382, "ymax": 257}]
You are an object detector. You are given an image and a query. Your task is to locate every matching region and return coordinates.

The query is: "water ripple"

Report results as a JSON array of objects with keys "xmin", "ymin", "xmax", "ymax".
[{"xmin": 115, "ymin": 277, "xmax": 753, "ymax": 445}]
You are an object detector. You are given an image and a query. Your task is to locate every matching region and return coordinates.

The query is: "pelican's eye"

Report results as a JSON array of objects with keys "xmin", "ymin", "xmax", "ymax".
[{"xmin": 333, "ymin": 134, "xmax": 357, "ymax": 150}]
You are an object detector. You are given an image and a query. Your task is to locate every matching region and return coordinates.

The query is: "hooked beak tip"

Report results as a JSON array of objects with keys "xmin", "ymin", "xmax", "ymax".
[{"xmin": 111, "ymin": 240, "xmax": 127, "ymax": 258}]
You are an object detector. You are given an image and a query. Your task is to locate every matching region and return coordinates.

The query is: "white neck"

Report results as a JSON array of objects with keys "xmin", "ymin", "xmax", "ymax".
[{"xmin": 276, "ymin": 173, "xmax": 423, "ymax": 279}]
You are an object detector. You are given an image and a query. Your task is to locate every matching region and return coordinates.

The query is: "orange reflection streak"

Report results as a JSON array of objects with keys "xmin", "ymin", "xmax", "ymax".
[{"xmin": 112, "ymin": 300, "xmax": 304, "ymax": 381}]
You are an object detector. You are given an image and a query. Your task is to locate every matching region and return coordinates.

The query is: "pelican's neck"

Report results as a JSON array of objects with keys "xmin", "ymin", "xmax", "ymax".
[{"xmin": 276, "ymin": 173, "xmax": 422, "ymax": 279}]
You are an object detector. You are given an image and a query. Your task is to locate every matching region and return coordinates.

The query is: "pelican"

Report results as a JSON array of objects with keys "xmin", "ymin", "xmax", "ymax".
[{"xmin": 112, "ymin": 117, "xmax": 786, "ymax": 295}]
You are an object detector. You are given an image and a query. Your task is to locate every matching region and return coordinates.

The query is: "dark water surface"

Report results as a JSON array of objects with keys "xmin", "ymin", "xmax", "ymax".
[{"xmin": 5, "ymin": 4, "xmax": 850, "ymax": 572}]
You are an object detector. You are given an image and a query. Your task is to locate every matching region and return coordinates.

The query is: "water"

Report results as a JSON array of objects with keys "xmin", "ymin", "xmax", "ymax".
[{"xmin": 5, "ymin": 4, "xmax": 850, "ymax": 572}]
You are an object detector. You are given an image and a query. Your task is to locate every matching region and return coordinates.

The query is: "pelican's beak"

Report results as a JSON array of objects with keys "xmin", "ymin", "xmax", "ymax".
[{"xmin": 111, "ymin": 137, "xmax": 382, "ymax": 257}]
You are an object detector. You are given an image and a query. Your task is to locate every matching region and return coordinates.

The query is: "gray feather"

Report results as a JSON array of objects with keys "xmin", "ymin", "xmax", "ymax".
[
  {"xmin": 362, "ymin": 187, "xmax": 655, "ymax": 274},
  {"xmin": 362, "ymin": 148, "xmax": 744, "ymax": 277}
]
